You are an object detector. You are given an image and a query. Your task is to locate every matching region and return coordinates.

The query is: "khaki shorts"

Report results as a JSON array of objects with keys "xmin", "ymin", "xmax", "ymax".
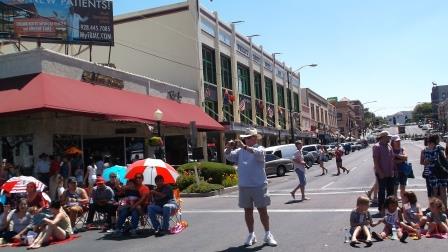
[{"xmin": 239, "ymin": 185, "xmax": 271, "ymax": 209}]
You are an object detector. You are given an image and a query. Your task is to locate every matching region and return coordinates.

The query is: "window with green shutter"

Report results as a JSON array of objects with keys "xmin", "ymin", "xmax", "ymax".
[
  {"xmin": 237, "ymin": 64, "xmax": 250, "ymax": 96},
  {"xmin": 293, "ymin": 92, "xmax": 300, "ymax": 112},
  {"xmin": 265, "ymin": 78, "xmax": 273, "ymax": 104},
  {"xmin": 202, "ymin": 45, "xmax": 216, "ymax": 84},
  {"xmin": 254, "ymin": 72, "xmax": 262, "ymax": 100},
  {"xmin": 221, "ymin": 54, "xmax": 232, "ymax": 89},
  {"xmin": 277, "ymin": 85, "xmax": 284, "ymax": 107}
]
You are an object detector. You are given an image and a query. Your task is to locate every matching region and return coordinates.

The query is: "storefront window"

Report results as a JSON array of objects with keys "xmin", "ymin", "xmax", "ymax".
[
  {"xmin": 53, "ymin": 135, "xmax": 82, "ymax": 157},
  {"xmin": 1, "ymin": 135, "xmax": 34, "ymax": 176}
]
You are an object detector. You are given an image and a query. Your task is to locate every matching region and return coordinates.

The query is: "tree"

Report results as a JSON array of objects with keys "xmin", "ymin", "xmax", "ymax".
[{"xmin": 412, "ymin": 102, "xmax": 432, "ymax": 122}]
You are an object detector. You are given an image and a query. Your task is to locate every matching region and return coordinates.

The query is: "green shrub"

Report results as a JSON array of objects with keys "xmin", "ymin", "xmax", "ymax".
[
  {"xmin": 178, "ymin": 162, "xmax": 236, "ymax": 185},
  {"xmin": 176, "ymin": 174, "xmax": 196, "ymax": 191},
  {"xmin": 222, "ymin": 173, "xmax": 238, "ymax": 187},
  {"xmin": 183, "ymin": 181, "xmax": 224, "ymax": 193}
]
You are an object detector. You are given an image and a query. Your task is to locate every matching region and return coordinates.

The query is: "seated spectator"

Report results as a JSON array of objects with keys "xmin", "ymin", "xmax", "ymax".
[
  {"xmin": 105, "ymin": 172, "xmax": 124, "ymax": 202},
  {"xmin": 60, "ymin": 177, "xmax": 88, "ymax": 228},
  {"xmin": 26, "ymin": 182, "xmax": 48, "ymax": 215},
  {"xmin": 118, "ymin": 180, "xmax": 140, "ymax": 211},
  {"xmin": 86, "ymin": 177, "xmax": 116, "ymax": 230},
  {"xmin": 1, "ymin": 198, "xmax": 32, "ymax": 243},
  {"xmin": 114, "ymin": 173, "xmax": 149, "ymax": 236},
  {"xmin": 27, "ymin": 201, "xmax": 72, "ymax": 249},
  {"xmin": 0, "ymin": 203, "xmax": 7, "ymax": 235},
  {"xmin": 148, "ymin": 175, "xmax": 178, "ymax": 236}
]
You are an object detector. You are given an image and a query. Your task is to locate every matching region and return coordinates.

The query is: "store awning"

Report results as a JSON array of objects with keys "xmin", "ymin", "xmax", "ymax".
[{"xmin": 0, "ymin": 73, "xmax": 224, "ymax": 131}]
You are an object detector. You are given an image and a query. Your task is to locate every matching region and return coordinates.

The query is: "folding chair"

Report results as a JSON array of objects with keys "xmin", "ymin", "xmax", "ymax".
[{"xmin": 170, "ymin": 188, "xmax": 183, "ymax": 225}]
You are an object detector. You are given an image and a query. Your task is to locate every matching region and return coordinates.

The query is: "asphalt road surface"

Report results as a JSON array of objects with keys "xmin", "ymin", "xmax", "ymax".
[
  {"xmin": 5, "ymin": 140, "xmax": 443, "ymax": 252},
  {"xmin": 384, "ymin": 125, "xmax": 425, "ymax": 136}
]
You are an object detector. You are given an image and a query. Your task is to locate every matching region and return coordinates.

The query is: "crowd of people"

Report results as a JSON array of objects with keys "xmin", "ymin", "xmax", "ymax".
[
  {"xmin": 0, "ymin": 153, "xmax": 179, "ymax": 249},
  {"xmin": 348, "ymin": 131, "xmax": 448, "ymax": 246}
]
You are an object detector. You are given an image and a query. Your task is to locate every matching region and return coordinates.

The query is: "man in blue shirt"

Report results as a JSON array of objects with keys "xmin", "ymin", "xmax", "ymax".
[{"xmin": 225, "ymin": 128, "xmax": 277, "ymax": 247}]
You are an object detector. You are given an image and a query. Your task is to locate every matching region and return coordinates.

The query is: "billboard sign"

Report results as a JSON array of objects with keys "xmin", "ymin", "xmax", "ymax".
[{"xmin": 0, "ymin": 0, "xmax": 113, "ymax": 45}]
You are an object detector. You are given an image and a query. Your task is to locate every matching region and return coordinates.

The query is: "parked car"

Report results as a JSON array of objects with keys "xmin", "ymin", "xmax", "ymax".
[
  {"xmin": 351, "ymin": 143, "xmax": 363, "ymax": 151},
  {"xmin": 323, "ymin": 145, "xmax": 335, "ymax": 159},
  {"xmin": 301, "ymin": 144, "xmax": 331, "ymax": 163},
  {"xmin": 265, "ymin": 154, "xmax": 293, "ymax": 176},
  {"xmin": 422, "ymin": 125, "xmax": 429, "ymax": 130},
  {"xmin": 265, "ymin": 144, "xmax": 297, "ymax": 160}
]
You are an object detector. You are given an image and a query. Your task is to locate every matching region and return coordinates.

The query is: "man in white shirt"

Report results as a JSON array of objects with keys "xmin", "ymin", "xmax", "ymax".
[
  {"xmin": 290, "ymin": 140, "xmax": 310, "ymax": 201},
  {"xmin": 225, "ymin": 128, "xmax": 277, "ymax": 247}
]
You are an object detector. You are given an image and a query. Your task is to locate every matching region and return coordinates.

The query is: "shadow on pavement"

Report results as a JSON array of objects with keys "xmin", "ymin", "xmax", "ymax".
[
  {"xmin": 216, "ymin": 244, "xmax": 267, "ymax": 252},
  {"xmin": 97, "ymin": 229, "xmax": 154, "ymax": 241},
  {"xmin": 284, "ymin": 199, "xmax": 304, "ymax": 204}
]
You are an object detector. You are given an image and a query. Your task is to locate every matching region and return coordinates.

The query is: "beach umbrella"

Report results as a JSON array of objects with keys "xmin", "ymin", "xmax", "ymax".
[
  {"xmin": 65, "ymin": 146, "xmax": 82, "ymax": 155},
  {"xmin": 103, "ymin": 165, "xmax": 127, "ymax": 184},
  {"xmin": 126, "ymin": 158, "xmax": 179, "ymax": 185},
  {"xmin": 1, "ymin": 176, "xmax": 46, "ymax": 194}
]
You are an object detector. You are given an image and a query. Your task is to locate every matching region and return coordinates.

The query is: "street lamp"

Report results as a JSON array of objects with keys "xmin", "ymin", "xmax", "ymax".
[
  {"xmin": 289, "ymin": 64, "xmax": 318, "ymax": 143},
  {"xmin": 247, "ymin": 34, "xmax": 260, "ymax": 38},
  {"xmin": 272, "ymin": 53, "xmax": 281, "ymax": 143},
  {"xmin": 153, "ymin": 109, "xmax": 164, "ymax": 160}
]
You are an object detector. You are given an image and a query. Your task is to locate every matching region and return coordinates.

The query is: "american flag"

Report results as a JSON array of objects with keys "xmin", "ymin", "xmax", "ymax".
[{"xmin": 239, "ymin": 99, "xmax": 246, "ymax": 112}]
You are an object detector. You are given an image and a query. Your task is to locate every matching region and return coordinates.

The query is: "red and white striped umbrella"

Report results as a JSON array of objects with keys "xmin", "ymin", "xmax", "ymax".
[
  {"xmin": 126, "ymin": 158, "xmax": 179, "ymax": 185},
  {"xmin": 1, "ymin": 176, "xmax": 46, "ymax": 194}
]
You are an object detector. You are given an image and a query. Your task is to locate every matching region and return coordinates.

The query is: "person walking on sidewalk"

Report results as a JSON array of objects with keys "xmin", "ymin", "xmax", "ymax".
[
  {"xmin": 225, "ymin": 128, "xmax": 278, "ymax": 247},
  {"xmin": 318, "ymin": 145, "xmax": 328, "ymax": 175},
  {"xmin": 335, "ymin": 144, "xmax": 349, "ymax": 175},
  {"xmin": 373, "ymin": 131, "xmax": 395, "ymax": 216},
  {"xmin": 290, "ymin": 140, "xmax": 310, "ymax": 201}
]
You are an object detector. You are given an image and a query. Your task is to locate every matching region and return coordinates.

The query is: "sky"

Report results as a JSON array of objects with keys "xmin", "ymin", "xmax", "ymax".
[{"xmin": 113, "ymin": 0, "xmax": 448, "ymax": 117}]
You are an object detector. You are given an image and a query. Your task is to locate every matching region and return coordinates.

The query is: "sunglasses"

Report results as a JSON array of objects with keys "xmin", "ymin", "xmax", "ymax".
[
  {"xmin": 110, "ymin": 176, "xmax": 117, "ymax": 178},
  {"xmin": 135, "ymin": 177, "xmax": 143, "ymax": 179}
]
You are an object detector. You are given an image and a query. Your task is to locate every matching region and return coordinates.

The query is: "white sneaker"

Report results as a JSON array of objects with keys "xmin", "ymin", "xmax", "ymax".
[
  {"xmin": 244, "ymin": 233, "xmax": 257, "ymax": 246},
  {"xmin": 264, "ymin": 233, "xmax": 278, "ymax": 246}
]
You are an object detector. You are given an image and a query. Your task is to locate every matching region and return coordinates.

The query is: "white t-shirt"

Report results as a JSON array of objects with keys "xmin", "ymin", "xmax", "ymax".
[
  {"xmin": 293, "ymin": 150, "xmax": 305, "ymax": 172},
  {"xmin": 87, "ymin": 165, "xmax": 97, "ymax": 184}
]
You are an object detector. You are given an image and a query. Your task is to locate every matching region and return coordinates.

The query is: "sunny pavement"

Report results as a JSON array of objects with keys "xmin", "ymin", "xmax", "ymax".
[{"xmin": 4, "ymin": 136, "xmax": 446, "ymax": 251}]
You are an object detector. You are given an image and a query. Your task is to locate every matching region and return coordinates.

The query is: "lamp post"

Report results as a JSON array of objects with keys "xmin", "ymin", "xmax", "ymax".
[
  {"xmin": 153, "ymin": 109, "xmax": 164, "ymax": 160},
  {"xmin": 272, "ymin": 52, "xmax": 281, "ymax": 143},
  {"xmin": 290, "ymin": 64, "xmax": 318, "ymax": 143}
]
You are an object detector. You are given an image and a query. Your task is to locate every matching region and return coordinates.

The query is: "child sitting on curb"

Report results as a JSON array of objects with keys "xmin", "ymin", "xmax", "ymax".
[
  {"xmin": 400, "ymin": 191, "xmax": 423, "ymax": 239},
  {"xmin": 420, "ymin": 197, "xmax": 448, "ymax": 237},
  {"xmin": 349, "ymin": 196, "xmax": 380, "ymax": 246},
  {"xmin": 373, "ymin": 196, "xmax": 408, "ymax": 242}
]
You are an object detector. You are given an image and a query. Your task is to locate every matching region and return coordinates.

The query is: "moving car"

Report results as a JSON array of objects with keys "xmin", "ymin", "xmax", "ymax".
[{"xmin": 265, "ymin": 154, "xmax": 293, "ymax": 177}]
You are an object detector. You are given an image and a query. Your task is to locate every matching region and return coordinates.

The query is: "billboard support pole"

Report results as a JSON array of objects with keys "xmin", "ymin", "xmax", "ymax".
[
  {"xmin": 37, "ymin": 38, "xmax": 41, "ymax": 48},
  {"xmin": 17, "ymin": 38, "xmax": 21, "ymax": 52},
  {"xmin": 107, "ymin": 45, "xmax": 112, "ymax": 65},
  {"xmin": 89, "ymin": 44, "xmax": 92, "ymax": 62}
]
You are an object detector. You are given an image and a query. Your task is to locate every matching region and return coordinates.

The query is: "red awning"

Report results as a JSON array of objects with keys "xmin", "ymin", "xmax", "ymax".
[{"xmin": 0, "ymin": 73, "xmax": 224, "ymax": 131}]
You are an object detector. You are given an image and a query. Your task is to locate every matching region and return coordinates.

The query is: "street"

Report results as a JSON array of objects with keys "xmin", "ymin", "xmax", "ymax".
[{"xmin": 5, "ymin": 138, "xmax": 443, "ymax": 252}]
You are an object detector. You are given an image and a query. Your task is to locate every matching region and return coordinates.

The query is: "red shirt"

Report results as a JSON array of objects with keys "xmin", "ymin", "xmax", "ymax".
[
  {"xmin": 27, "ymin": 192, "xmax": 48, "ymax": 208},
  {"xmin": 49, "ymin": 160, "xmax": 60, "ymax": 176},
  {"xmin": 136, "ymin": 184, "xmax": 150, "ymax": 206}
]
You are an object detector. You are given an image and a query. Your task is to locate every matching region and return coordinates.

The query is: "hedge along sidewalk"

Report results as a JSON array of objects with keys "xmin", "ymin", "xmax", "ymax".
[{"xmin": 180, "ymin": 185, "xmax": 239, "ymax": 198}]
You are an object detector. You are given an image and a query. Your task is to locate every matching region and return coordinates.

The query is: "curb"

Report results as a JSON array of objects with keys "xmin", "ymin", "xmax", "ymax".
[{"xmin": 180, "ymin": 185, "xmax": 239, "ymax": 198}]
